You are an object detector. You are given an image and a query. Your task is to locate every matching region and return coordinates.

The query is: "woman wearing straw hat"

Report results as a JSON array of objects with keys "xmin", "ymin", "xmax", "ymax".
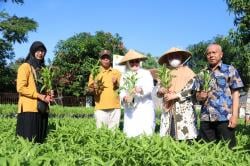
[
  {"xmin": 157, "ymin": 47, "xmax": 198, "ymax": 140},
  {"xmin": 119, "ymin": 49, "xmax": 155, "ymax": 137}
]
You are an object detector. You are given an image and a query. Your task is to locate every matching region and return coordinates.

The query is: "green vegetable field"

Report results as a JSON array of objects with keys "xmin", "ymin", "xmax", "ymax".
[{"xmin": 0, "ymin": 104, "xmax": 249, "ymax": 165}]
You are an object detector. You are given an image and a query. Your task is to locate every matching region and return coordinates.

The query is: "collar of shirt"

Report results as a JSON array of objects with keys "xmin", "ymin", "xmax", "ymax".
[
  {"xmin": 100, "ymin": 66, "xmax": 112, "ymax": 73},
  {"xmin": 208, "ymin": 61, "xmax": 224, "ymax": 72}
]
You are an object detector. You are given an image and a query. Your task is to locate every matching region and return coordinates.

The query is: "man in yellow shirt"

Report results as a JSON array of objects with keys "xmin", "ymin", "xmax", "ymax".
[{"xmin": 88, "ymin": 50, "xmax": 121, "ymax": 129}]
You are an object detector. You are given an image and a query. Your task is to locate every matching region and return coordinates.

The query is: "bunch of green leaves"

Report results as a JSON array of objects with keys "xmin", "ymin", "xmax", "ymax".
[
  {"xmin": 90, "ymin": 62, "xmax": 100, "ymax": 81},
  {"xmin": 38, "ymin": 66, "xmax": 54, "ymax": 93},
  {"xmin": 157, "ymin": 64, "xmax": 172, "ymax": 89},
  {"xmin": 85, "ymin": 58, "xmax": 100, "ymax": 81},
  {"xmin": 119, "ymin": 71, "xmax": 138, "ymax": 94},
  {"xmin": 198, "ymin": 69, "xmax": 212, "ymax": 92}
]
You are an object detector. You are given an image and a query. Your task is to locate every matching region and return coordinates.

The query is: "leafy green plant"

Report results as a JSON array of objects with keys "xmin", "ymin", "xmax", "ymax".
[
  {"xmin": 119, "ymin": 71, "xmax": 138, "ymax": 94},
  {"xmin": 90, "ymin": 62, "xmax": 100, "ymax": 81},
  {"xmin": 119, "ymin": 71, "xmax": 138, "ymax": 106},
  {"xmin": 157, "ymin": 64, "xmax": 172, "ymax": 89},
  {"xmin": 84, "ymin": 58, "xmax": 105, "ymax": 94},
  {"xmin": 38, "ymin": 66, "xmax": 54, "ymax": 93},
  {"xmin": 85, "ymin": 58, "xmax": 100, "ymax": 81},
  {"xmin": 198, "ymin": 69, "xmax": 212, "ymax": 92}
]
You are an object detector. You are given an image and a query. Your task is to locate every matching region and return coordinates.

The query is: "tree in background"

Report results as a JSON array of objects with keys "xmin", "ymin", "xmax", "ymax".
[
  {"xmin": 0, "ymin": 0, "xmax": 37, "ymax": 92},
  {"xmin": 52, "ymin": 31, "xmax": 126, "ymax": 96},
  {"xmin": 188, "ymin": 36, "xmax": 238, "ymax": 72},
  {"xmin": 226, "ymin": 0, "xmax": 250, "ymax": 88},
  {"xmin": 187, "ymin": 41, "xmax": 208, "ymax": 74},
  {"xmin": 188, "ymin": 0, "xmax": 249, "ymax": 89},
  {"xmin": 188, "ymin": 34, "xmax": 248, "ymax": 91},
  {"xmin": 142, "ymin": 53, "xmax": 159, "ymax": 69}
]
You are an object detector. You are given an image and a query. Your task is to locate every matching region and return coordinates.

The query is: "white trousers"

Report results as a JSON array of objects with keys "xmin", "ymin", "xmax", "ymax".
[{"xmin": 94, "ymin": 109, "xmax": 121, "ymax": 129}]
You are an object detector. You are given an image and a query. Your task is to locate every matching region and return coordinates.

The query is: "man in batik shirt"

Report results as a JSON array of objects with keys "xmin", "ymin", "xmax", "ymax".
[{"xmin": 195, "ymin": 43, "xmax": 244, "ymax": 149}]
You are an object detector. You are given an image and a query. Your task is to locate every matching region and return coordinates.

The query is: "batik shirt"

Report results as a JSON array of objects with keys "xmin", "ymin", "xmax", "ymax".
[{"xmin": 194, "ymin": 62, "xmax": 244, "ymax": 121}]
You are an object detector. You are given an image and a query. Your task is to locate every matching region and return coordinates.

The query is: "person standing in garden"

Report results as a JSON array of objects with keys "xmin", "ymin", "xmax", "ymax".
[
  {"xmin": 16, "ymin": 41, "xmax": 53, "ymax": 143},
  {"xmin": 88, "ymin": 50, "xmax": 121, "ymax": 129},
  {"xmin": 195, "ymin": 43, "xmax": 244, "ymax": 148},
  {"xmin": 119, "ymin": 49, "xmax": 155, "ymax": 137},
  {"xmin": 157, "ymin": 47, "xmax": 198, "ymax": 140}
]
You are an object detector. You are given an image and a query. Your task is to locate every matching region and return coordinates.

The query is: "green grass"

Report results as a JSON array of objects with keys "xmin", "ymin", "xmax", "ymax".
[{"xmin": 0, "ymin": 104, "xmax": 249, "ymax": 165}]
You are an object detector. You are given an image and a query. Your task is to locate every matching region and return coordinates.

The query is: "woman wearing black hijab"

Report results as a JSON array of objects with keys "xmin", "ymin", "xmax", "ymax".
[{"xmin": 16, "ymin": 41, "xmax": 53, "ymax": 143}]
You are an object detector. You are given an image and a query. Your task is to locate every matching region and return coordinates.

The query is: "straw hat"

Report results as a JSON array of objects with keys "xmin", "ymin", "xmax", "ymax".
[
  {"xmin": 158, "ymin": 47, "xmax": 192, "ymax": 65},
  {"xmin": 119, "ymin": 49, "xmax": 147, "ymax": 65}
]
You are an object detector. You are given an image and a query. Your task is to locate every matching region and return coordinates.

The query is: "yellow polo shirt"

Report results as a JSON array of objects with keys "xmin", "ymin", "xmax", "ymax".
[{"xmin": 88, "ymin": 67, "xmax": 121, "ymax": 110}]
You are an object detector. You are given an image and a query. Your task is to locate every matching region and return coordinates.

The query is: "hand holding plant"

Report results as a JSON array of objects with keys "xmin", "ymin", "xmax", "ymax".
[
  {"xmin": 39, "ymin": 66, "xmax": 54, "ymax": 96},
  {"xmin": 157, "ymin": 64, "xmax": 172, "ymax": 95},
  {"xmin": 38, "ymin": 66, "xmax": 55, "ymax": 104},
  {"xmin": 85, "ymin": 58, "xmax": 102, "ymax": 93},
  {"xmin": 119, "ymin": 71, "xmax": 138, "ymax": 107},
  {"xmin": 196, "ymin": 69, "xmax": 212, "ymax": 102},
  {"xmin": 156, "ymin": 64, "xmax": 175, "ymax": 111},
  {"xmin": 198, "ymin": 69, "xmax": 212, "ymax": 92},
  {"xmin": 163, "ymin": 91, "xmax": 177, "ymax": 102},
  {"xmin": 196, "ymin": 91, "xmax": 208, "ymax": 102},
  {"xmin": 134, "ymin": 86, "xmax": 143, "ymax": 94}
]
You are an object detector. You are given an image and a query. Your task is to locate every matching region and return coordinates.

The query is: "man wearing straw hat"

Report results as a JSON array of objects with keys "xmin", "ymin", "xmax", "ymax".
[
  {"xmin": 119, "ymin": 49, "xmax": 155, "ymax": 137},
  {"xmin": 88, "ymin": 49, "xmax": 121, "ymax": 129},
  {"xmin": 157, "ymin": 47, "xmax": 198, "ymax": 140}
]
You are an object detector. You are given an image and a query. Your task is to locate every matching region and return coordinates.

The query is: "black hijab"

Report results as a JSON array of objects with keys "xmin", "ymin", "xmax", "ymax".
[
  {"xmin": 25, "ymin": 41, "xmax": 47, "ymax": 92},
  {"xmin": 25, "ymin": 41, "xmax": 47, "ymax": 69}
]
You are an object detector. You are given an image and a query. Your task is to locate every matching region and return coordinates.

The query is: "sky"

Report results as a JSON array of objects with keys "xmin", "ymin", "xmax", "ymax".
[{"xmin": 1, "ymin": 0, "xmax": 235, "ymax": 62}]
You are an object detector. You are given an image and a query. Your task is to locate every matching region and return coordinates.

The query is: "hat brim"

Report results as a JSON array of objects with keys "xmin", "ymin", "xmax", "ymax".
[
  {"xmin": 158, "ymin": 51, "xmax": 191, "ymax": 66},
  {"xmin": 100, "ymin": 54, "xmax": 111, "ymax": 59},
  {"xmin": 118, "ymin": 50, "xmax": 148, "ymax": 65},
  {"xmin": 119, "ymin": 57, "xmax": 147, "ymax": 65}
]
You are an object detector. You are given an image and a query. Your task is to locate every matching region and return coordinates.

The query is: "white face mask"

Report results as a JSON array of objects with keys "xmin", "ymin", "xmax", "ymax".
[{"xmin": 169, "ymin": 59, "xmax": 181, "ymax": 68}]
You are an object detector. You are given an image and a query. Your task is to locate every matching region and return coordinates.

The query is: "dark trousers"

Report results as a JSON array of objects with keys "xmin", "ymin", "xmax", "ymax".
[
  {"xmin": 200, "ymin": 121, "xmax": 236, "ymax": 149},
  {"xmin": 16, "ymin": 112, "xmax": 48, "ymax": 143}
]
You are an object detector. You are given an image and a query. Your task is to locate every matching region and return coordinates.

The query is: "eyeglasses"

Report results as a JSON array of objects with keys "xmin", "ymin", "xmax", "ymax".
[{"xmin": 129, "ymin": 60, "xmax": 140, "ymax": 64}]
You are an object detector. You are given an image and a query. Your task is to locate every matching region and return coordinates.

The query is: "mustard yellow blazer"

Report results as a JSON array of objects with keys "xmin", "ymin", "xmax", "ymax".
[{"xmin": 16, "ymin": 63, "xmax": 39, "ymax": 113}]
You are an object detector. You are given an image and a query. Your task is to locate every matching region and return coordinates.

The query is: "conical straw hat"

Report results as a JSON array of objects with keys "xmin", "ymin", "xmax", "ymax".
[
  {"xmin": 119, "ymin": 49, "xmax": 147, "ymax": 65},
  {"xmin": 158, "ymin": 47, "xmax": 192, "ymax": 65}
]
